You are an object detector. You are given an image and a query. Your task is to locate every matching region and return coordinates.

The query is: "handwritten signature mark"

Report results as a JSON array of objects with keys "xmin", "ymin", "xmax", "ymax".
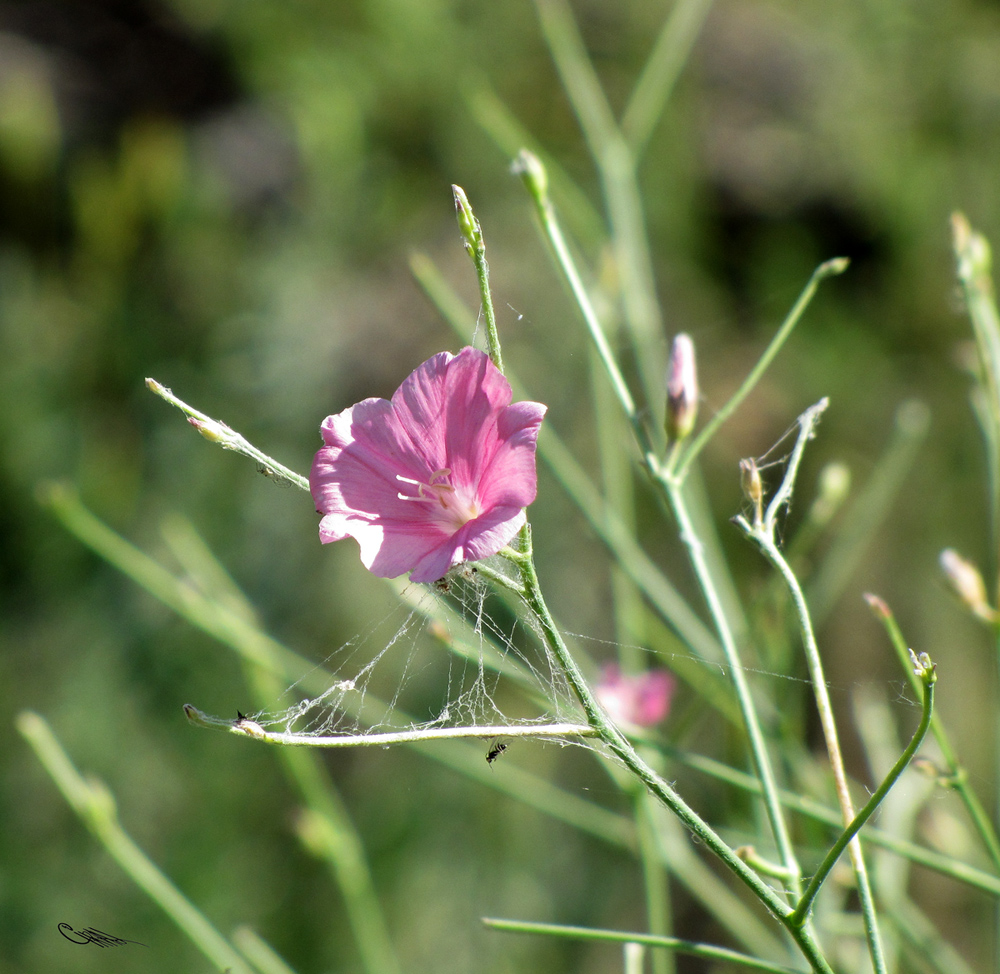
[{"xmin": 58, "ymin": 923, "xmax": 147, "ymax": 947}]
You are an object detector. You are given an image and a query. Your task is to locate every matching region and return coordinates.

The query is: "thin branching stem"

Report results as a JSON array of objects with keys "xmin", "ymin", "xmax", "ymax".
[
  {"xmin": 662, "ymin": 479, "xmax": 803, "ymax": 899},
  {"xmin": 145, "ymin": 379, "xmax": 310, "ymax": 491},
  {"xmin": 17, "ymin": 713, "xmax": 255, "ymax": 974},
  {"xmin": 734, "ymin": 400, "xmax": 886, "ymax": 971},
  {"xmin": 515, "ymin": 150, "xmax": 652, "ymax": 460},
  {"xmin": 498, "ymin": 535, "xmax": 836, "ymax": 974},
  {"xmin": 867, "ymin": 594, "xmax": 1000, "ymax": 870}
]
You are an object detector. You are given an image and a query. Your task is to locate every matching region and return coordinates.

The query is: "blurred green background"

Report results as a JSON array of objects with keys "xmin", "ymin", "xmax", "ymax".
[{"xmin": 3, "ymin": 0, "xmax": 1000, "ymax": 971}]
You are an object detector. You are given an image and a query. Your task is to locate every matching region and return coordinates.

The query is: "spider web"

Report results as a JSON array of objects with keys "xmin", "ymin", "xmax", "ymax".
[{"xmin": 246, "ymin": 557, "xmax": 586, "ymax": 747}]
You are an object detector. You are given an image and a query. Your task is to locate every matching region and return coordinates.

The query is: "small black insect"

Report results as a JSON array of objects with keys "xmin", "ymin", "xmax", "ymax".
[{"xmin": 485, "ymin": 739, "xmax": 508, "ymax": 765}]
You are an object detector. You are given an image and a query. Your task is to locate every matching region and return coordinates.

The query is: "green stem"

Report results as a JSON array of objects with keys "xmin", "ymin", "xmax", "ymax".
[
  {"xmin": 146, "ymin": 379, "xmax": 309, "ymax": 492},
  {"xmin": 498, "ymin": 536, "xmax": 835, "ymax": 974},
  {"xmin": 533, "ymin": 0, "xmax": 665, "ymax": 422},
  {"xmin": 791, "ymin": 656, "xmax": 937, "ymax": 927},
  {"xmin": 453, "ymin": 184, "xmax": 503, "ymax": 373},
  {"xmin": 670, "ymin": 258, "xmax": 849, "ymax": 483},
  {"xmin": 867, "ymin": 594, "xmax": 1000, "ymax": 872},
  {"xmin": 663, "ymin": 478, "xmax": 802, "ymax": 899},
  {"xmin": 735, "ymin": 399, "xmax": 885, "ymax": 971},
  {"xmin": 621, "ymin": 0, "xmax": 714, "ymax": 158},
  {"xmin": 515, "ymin": 150, "xmax": 650, "ymax": 457}
]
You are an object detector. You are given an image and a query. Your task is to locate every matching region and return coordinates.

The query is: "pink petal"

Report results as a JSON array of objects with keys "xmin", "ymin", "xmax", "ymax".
[{"xmin": 310, "ymin": 347, "xmax": 546, "ymax": 583}]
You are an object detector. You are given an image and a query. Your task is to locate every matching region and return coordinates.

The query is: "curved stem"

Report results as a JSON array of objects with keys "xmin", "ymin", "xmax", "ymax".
[
  {"xmin": 735, "ymin": 400, "xmax": 885, "ymax": 970},
  {"xmin": 791, "ymin": 656, "xmax": 937, "ymax": 926},
  {"xmin": 482, "ymin": 917, "xmax": 806, "ymax": 974}
]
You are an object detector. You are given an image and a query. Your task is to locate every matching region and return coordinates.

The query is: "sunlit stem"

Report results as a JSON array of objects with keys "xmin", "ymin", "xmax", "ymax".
[
  {"xmin": 790, "ymin": 654, "xmax": 937, "ymax": 927},
  {"xmin": 185, "ymin": 706, "xmax": 594, "ymax": 748},
  {"xmin": 146, "ymin": 378, "xmax": 310, "ymax": 493},
  {"xmin": 515, "ymin": 149, "xmax": 657, "ymax": 469},
  {"xmin": 734, "ymin": 399, "xmax": 885, "ymax": 971},
  {"xmin": 497, "ymin": 530, "xmax": 835, "ymax": 974},
  {"xmin": 453, "ymin": 184, "xmax": 504, "ymax": 374}
]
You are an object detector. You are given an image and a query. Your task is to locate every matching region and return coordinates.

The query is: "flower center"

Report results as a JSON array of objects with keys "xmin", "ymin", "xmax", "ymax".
[{"xmin": 397, "ymin": 468, "xmax": 480, "ymax": 529}]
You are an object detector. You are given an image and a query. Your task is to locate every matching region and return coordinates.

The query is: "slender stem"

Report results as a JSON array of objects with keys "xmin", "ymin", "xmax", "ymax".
[
  {"xmin": 791, "ymin": 656, "xmax": 937, "ymax": 927},
  {"xmin": 866, "ymin": 593, "xmax": 1000, "ymax": 871},
  {"xmin": 664, "ymin": 479, "xmax": 803, "ymax": 899},
  {"xmin": 664, "ymin": 738, "xmax": 1000, "ymax": 897},
  {"xmin": 735, "ymin": 400, "xmax": 885, "ymax": 971},
  {"xmin": 533, "ymin": 0, "xmax": 665, "ymax": 420},
  {"xmin": 952, "ymin": 213, "xmax": 1000, "ymax": 537},
  {"xmin": 453, "ymin": 184, "xmax": 503, "ymax": 373},
  {"xmin": 482, "ymin": 917, "xmax": 806, "ymax": 974},
  {"xmin": 515, "ymin": 150, "xmax": 650, "ymax": 456},
  {"xmin": 146, "ymin": 378, "xmax": 310, "ymax": 492},
  {"xmin": 670, "ymin": 258, "xmax": 849, "ymax": 483},
  {"xmin": 621, "ymin": 0, "xmax": 714, "ymax": 158}
]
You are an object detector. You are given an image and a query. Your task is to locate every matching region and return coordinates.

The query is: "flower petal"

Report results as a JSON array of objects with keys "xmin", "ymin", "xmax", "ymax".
[{"xmin": 310, "ymin": 347, "xmax": 545, "ymax": 582}]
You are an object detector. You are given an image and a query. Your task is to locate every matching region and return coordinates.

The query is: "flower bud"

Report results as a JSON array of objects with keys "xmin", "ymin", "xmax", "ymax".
[
  {"xmin": 666, "ymin": 333, "xmax": 698, "ymax": 441},
  {"xmin": 808, "ymin": 462, "xmax": 850, "ymax": 528},
  {"xmin": 452, "ymin": 184, "xmax": 483, "ymax": 256},
  {"xmin": 512, "ymin": 149, "xmax": 548, "ymax": 200},
  {"xmin": 940, "ymin": 548, "xmax": 997, "ymax": 624},
  {"xmin": 740, "ymin": 457, "xmax": 764, "ymax": 525},
  {"xmin": 862, "ymin": 592, "xmax": 893, "ymax": 621},
  {"xmin": 188, "ymin": 415, "xmax": 230, "ymax": 445}
]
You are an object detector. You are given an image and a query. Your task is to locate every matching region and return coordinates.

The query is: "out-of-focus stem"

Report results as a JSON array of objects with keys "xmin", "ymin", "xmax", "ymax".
[{"xmin": 17, "ymin": 712, "xmax": 255, "ymax": 974}]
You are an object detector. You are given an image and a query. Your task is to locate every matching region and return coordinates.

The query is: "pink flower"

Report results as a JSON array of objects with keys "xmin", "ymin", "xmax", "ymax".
[
  {"xmin": 596, "ymin": 664, "xmax": 675, "ymax": 728},
  {"xmin": 310, "ymin": 347, "xmax": 546, "ymax": 584}
]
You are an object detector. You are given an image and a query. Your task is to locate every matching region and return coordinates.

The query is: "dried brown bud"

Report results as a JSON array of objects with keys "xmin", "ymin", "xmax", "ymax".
[{"xmin": 740, "ymin": 457, "xmax": 764, "ymax": 525}]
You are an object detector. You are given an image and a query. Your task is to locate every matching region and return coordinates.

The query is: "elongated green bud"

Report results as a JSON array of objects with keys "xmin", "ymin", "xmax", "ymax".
[{"xmin": 452, "ymin": 184, "xmax": 483, "ymax": 256}]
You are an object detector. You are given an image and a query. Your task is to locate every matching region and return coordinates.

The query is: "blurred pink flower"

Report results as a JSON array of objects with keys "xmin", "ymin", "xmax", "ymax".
[
  {"xmin": 596, "ymin": 664, "xmax": 675, "ymax": 728},
  {"xmin": 310, "ymin": 347, "xmax": 546, "ymax": 584}
]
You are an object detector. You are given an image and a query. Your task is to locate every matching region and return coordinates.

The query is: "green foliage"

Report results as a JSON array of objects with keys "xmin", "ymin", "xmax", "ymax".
[{"xmin": 4, "ymin": 1, "xmax": 1000, "ymax": 972}]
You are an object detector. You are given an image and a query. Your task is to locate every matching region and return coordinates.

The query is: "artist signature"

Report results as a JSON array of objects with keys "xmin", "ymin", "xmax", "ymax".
[{"xmin": 58, "ymin": 923, "xmax": 147, "ymax": 947}]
